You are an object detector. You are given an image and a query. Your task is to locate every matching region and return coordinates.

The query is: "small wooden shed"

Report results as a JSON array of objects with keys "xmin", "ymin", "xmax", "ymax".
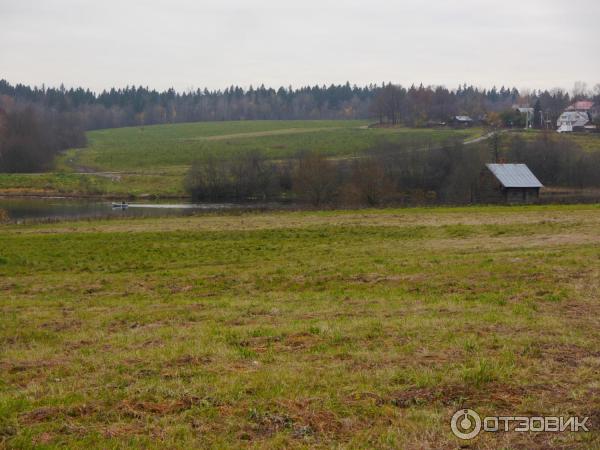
[{"xmin": 477, "ymin": 163, "xmax": 543, "ymax": 204}]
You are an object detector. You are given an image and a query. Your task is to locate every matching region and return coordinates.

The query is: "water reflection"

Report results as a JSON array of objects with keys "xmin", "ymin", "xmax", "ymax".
[{"xmin": 0, "ymin": 197, "xmax": 272, "ymax": 221}]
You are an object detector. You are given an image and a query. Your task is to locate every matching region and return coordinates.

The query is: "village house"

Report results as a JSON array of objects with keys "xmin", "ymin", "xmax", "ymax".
[
  {"xmin": 566, "ymin": 100, "xmax": 599, "ymax": 118},
  {"xmin": 450, "ymin": 115, "xmax": 474, "ymax": 127},
  {"xmin": 477, "ymin": 163, "xmax": 543, "ymax": 204},
  {"xmin": 557, "ymin": 111, "xmax": 590, "ymax": 132},
  {"xmin": 557, "ymin": 100, "xmax": 598, "ymax": 132}
]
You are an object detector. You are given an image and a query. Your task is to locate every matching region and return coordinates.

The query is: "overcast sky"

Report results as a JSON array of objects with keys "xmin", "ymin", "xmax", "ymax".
[{"xmin": 1, "ymin": 0, "xmax": 599, "ymax": 93}]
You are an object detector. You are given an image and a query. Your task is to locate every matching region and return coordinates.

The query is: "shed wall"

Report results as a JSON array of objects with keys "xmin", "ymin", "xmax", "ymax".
[{"xmin": 477, "ymin": 170, "xmax": 540, "ymax": 204}]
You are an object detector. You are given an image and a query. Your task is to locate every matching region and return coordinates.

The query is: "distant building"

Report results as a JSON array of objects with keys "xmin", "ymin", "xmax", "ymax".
[
  {"xmin": 556, "ymin": 111, "xmax": 590, "ymax": 133},
  {"xmin": 566, "ymin": 100, "xmax": 595, "ymax": 113},
  {"xmin": 477, "ymin": 164, "xmax": 543, "ymax": 204},
  {"xmin": 451, "ymin": 116, "xmax": 474, "ymax": 127},
  {"xmin": 558, "ymin": 100, "xmax": 599, "ymax": 132},
  {"xmin": 513, "ymin": 106, "xmax": 534, "ymax": 128},
  {"xmin": 514, "ymin": 106, "xmax": 534, "ymax": 115}
]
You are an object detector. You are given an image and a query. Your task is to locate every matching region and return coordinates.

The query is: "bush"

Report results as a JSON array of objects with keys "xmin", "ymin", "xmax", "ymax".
[
  {"xmin": 184, "ymin": 133, "xmax": 600, "ymax": 207},
  {"xmin": 341, "ymin": 158, "xmax": 394, "ymax": 206},
  {"xmin": 505, "ymin": 132, "xmax": 600, "ymax": 188},
  {"xmin": 292, "ymin": 151, "xmax": 340, "ymax": 206},
  {"xmin": 185, "ymin": 151, "xmax": 281, "ymax": 202}
]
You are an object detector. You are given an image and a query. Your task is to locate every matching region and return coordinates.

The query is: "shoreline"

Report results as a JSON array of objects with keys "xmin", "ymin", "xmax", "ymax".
[{"xmin": 0, "ymin": 191, "xmax": 190, "ymax": 201}]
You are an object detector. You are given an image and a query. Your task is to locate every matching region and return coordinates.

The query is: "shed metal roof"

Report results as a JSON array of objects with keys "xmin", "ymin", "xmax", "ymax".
[{"xmin": 486, "ymin": 164, "xmax": 543, "ymax": 188}]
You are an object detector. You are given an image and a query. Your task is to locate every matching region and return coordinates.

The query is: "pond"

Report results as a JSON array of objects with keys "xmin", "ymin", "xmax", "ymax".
[{"xmin": 0, "ymin": 197, "xmax": 278, "ymax": 221}]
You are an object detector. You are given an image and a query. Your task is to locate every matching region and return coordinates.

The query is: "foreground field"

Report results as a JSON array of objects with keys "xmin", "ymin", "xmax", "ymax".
[
  {"xmin": 1, "ymin": 205, "xmax": 600, "ymax": 448},
  {"xmin": 0, "ymin": 121, "xmax": 483, "ymax": 198}
]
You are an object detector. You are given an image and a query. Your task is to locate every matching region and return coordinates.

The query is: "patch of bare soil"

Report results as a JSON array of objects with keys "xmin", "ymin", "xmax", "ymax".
[
  {"xmin": 1, "ymin": 358, "xmax": 65, "ymax": 373},
  {"xmin": 118, "ymin": 395, "xmax": 203, "ymax": 417},
  {"xmin": 20, "ymin": 404, "xmax": 96, "ymax": 425},
  {"xmin": 345, "ymin": 383, "xmax": 542, "ymax": 412},
  {"xmin": 168, "ymin": 354, "xmax": 212, "ymax": 366},
  {"xmin": 240, "ymin": 398, "xmax": 345, "ymax": 441}
]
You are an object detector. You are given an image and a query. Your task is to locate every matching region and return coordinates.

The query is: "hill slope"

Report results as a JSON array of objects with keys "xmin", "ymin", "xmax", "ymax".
[{"xmin": 1, "ymin": 121, "xmax": 484, "ymax": 198}]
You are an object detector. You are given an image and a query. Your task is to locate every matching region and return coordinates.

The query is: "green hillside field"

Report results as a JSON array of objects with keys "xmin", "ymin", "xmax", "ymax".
[
  {"xmin": 3, "ymin": 119, "xmax": 599, "ymax": 199},
  {"xmin": 0, "ymin": 121, "xmax": 484, "ymax": 198},
  {"xmin": 512, "ymin": 128, "xmax": 600, "ymax": 152},
  {"xmin": 72, "ymin": 120, "xmax": 481, "ymax": 171}
]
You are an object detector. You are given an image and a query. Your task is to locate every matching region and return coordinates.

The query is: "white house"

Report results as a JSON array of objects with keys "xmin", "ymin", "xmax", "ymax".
[{"xmin": 556, "ymin": 111, "xmax": 589, "ymax": 133}]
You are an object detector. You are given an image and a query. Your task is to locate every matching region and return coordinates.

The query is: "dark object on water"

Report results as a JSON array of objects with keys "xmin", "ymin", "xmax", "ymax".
[{"xmin": 112, "ymin": 201, "xmax": 128, "ymax": 209}]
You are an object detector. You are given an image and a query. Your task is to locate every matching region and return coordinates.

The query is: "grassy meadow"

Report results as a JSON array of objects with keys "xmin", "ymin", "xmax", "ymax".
[
  {"xmin": 0, "ymin": 121, "xmax": 484, "ymax": 198},
  {"xmin": 75, "ymin": 120, "xmax": 481, "ymax": 171},
  {"xmin": 1, "ymin": 204, "xmax": 600, "ymax": 448},
  {"xmin": 0, "ymin": 170, "xmax": 187, "ymax": 198},
  {"xmin": 508, "ymin": 128, "xmax": 600, "ymax": 152},
  {"xmin": 1, "ymin": 120, "xmax": 600, "ymax": 199}
]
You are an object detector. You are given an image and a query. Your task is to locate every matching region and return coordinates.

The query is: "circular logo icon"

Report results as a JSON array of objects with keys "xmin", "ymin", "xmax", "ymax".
[{"xmin": 451, "ymin": 409, "xmax": 482, "ymax": 440}]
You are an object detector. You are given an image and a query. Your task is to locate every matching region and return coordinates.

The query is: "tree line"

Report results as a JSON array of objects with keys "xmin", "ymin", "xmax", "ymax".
[
  {"xmin": 4, "ymin": 79, "xmax": 596, "ymax": 131},
  {"xmin": 370, "ymin": 83, "xmax": 599, "ymax": 128},
  {"xmin": 0, "ymin": 101, "xmax": 85, "ymax": 173}
]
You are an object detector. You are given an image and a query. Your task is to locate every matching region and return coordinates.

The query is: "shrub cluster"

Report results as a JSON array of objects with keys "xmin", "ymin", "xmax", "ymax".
[
  {"xmin": 185, "ymin": 141, "xmax": 488, "ymax": 205},
  {"xmin": 505, "ymin": 132, "xmax": 600, "ymax": 188},
  {"xmin": 185, "ymin": 133, "xmax": 600, "ymax": 206}
]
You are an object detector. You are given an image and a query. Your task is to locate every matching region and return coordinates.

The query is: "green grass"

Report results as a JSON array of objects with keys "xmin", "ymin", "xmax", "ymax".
[
  {"xmin": 566, "ymin": 133, "xmax": 600, "ymax": 152},
  {"xmin": 0, "ymin": 171, "xmax": 187, "ymax": 198},
  {"xmin": 508, "ymin": 128, "xmax": 600, "ymax": 152},
  {"xmin": 0, "ymin": 172, "xmax": 96, "ymax": 195},
  {"xmin": 1, "ymin": 204, "xmax": 599, "ymax": 448},
  {"xmin": 2, "ymin": 120, "xmax": 484, "ymax": 198},
  {"xmin": 76, "ymin": 120, "xmax": 481, "ymax": 171}
]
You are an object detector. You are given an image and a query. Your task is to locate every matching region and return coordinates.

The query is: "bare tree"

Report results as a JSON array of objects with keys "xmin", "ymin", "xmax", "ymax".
[
  {"xmin": 343, "ymin": 158, "xmax": 394, "ymax": 206},
  {"xmin": 292, "ymin": 151, "xmax": 339, "ymax": 206},
  {"xmin": 573, "ymin": 81, "xmax": 589, "ymax": 99}
]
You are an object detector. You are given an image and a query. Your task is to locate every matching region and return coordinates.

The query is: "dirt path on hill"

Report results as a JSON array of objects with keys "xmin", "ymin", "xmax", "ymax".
[
  {"xmin": 178, "ymin": 127, "xmax": 343, "ymax": 141},
  {"xmin": 464, "ymin": 131, "xmax": 497, "ymax": 145}
]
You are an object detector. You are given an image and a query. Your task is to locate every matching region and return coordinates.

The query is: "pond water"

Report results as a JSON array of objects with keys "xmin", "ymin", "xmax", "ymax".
[{"xmin": 0, "ymin": 197, "xmax": 275, "ymax": 221}]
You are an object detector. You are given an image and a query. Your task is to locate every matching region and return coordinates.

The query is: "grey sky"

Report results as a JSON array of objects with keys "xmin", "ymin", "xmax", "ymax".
[{"xmin": 1, "ymin": 0, "xmax": 598, "ymax": 93}]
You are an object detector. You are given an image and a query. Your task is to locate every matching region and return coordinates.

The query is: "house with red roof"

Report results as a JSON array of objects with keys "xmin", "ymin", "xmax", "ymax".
[
  {"xmin": 566, "ymin": 100, "xmax": 594, "ymax": 112},
  {"xmin": 566, "ymin": 100, "xmax": 599, "ymax": 120},
  {"xmin": 557, "ymin": 100, "xmax": 599, "ymax": 132}
]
